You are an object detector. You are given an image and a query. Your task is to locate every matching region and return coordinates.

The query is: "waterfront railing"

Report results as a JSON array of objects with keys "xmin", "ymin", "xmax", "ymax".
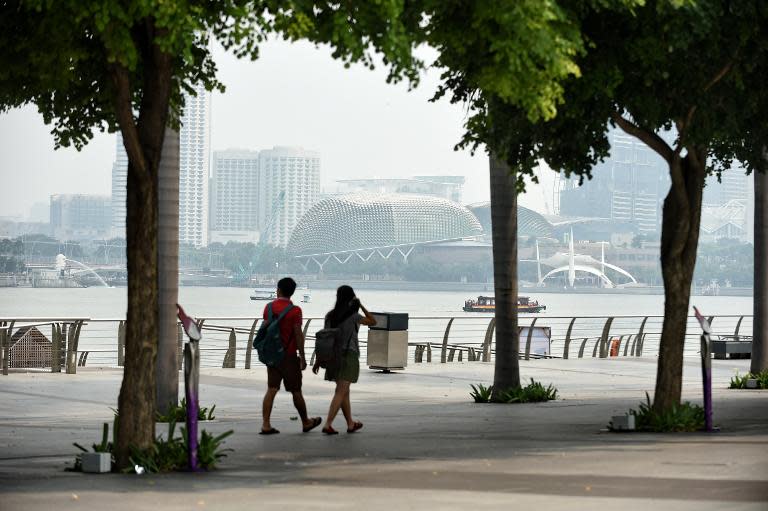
[{"xmin": 0, "ymin": 314, "xmax": 753, "ymax": 374}]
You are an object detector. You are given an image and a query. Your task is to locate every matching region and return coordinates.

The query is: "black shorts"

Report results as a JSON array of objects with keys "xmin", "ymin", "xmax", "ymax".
[{"xmin": 267, "ymin": 355, "xmax": 302, "ymax": 392}]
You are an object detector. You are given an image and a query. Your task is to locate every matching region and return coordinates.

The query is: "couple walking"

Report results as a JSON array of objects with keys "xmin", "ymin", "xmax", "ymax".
[{"xmin": 259, "ymin": 277, "xmax": 376, "ymax": 435}]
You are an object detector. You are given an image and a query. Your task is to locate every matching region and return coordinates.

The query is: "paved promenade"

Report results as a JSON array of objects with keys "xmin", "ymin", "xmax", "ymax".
[{"xmin": 1, "ymin": 357, "xmax": 766, "ymax": 510}]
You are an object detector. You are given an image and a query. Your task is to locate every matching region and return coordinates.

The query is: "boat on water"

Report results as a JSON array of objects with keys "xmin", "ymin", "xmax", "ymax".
[
  {"xmin": 463, "ymin": 295, "xmax": 546, "ymax": 313},
  {"xmin": 250, "ymin": 288, "xmax": 277, "ymax": 301}
]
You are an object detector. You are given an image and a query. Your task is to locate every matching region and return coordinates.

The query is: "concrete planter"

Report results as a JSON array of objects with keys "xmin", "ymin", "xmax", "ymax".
[
  {"xmin": 81, "ymin": 452, "xmax": 111, "ymax": 473},
  {"xmin": 610, "ymin": 414, "xmax": 636, "ymax": 431}
]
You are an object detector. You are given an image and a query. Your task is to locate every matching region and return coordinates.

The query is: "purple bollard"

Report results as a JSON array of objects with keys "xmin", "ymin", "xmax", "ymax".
[
  {"xmin": 178, "ymin": 304, "xmax": 202, "ymax": 471},
  {"xmin": 693, "ymin": 307, "xmax": 714, "ymax": 432},
  {"xmin": 184, "ymin": 342, "xmax": 200, "ymax": 470}
]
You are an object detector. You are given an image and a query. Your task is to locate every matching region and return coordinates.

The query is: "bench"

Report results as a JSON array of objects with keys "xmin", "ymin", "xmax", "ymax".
[{"xmin": 711, "ymin": 335, "xmax": 752, "ymax": 359}]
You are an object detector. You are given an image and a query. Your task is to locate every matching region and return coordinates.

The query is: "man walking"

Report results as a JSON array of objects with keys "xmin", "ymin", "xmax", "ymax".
[{"xmin": 260, "ymin": 277, "xmax": 322, "ymax": 435}]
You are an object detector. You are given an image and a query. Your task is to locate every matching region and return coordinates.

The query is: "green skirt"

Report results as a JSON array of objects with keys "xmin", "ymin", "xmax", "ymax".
[{"xmin": 325, "ymin": 350, "xmax": 360, "ymax": 384}]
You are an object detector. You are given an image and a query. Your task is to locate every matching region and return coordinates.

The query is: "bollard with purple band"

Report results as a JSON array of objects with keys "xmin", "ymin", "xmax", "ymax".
[
  {"xmin": 177, "ymin": 304, "xmax": 201, "ymax": 471},
  {"xmin": 693, "ymin": 306, "xmax": 714, "ymax": 432}
]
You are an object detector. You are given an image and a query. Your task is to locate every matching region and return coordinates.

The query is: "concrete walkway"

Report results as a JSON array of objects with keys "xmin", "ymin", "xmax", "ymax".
[{"xmin": 1, "ymin": 357, "xmax": 766, "ymax": 510}]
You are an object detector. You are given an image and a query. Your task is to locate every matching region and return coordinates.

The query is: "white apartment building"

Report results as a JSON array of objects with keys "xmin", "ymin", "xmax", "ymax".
[
  {"xmin": 209, "ymin": 149, "xmax": 261, "ymax": 244},
  {"xmin": 258, "ymin": 147, "xmax": 321, "ymax": 247},
  {"xmin": 179, "ymin": 83, "xmax": 211, "ymax": 247},
  {"xmin": 111, "ymin": 134, "xmax": 128, "ymax": 237},
  {"xmin": 110, "ymin": 84, "xmax": 211, "ymax": 246}
]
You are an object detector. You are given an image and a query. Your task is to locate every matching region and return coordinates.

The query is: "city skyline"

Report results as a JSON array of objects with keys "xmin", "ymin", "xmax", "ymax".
[{"xmin": 0, "ymin": 39, "xmax": 503, "ymax": 220}]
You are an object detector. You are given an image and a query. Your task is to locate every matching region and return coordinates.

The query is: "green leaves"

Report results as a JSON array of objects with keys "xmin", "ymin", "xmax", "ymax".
[
  {"xmin": 470, "ymin": 379, "xmax": 558, "ymax": 404},
  {"xmin": 156, "ymin": 398, "xmax": 216, "ymax": 423},
  {"xmin": 621, "ymin": 392, "xmax": 706, "ymax": 432},
  {"xmin": 730, "ymin": 370, "xmax": 768, "ymax": 389},
  {"xmin": 428, "ymin": 0, "xmax": 584, "ymax": 123}
]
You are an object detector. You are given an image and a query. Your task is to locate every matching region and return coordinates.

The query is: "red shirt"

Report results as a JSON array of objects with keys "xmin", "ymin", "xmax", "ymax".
[{"xmin": 263, "ymin": 298, "xmax": 302, "ymax": 356}]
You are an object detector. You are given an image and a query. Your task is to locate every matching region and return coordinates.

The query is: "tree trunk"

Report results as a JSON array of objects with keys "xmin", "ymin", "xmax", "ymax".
[
  {"xmin": 156, "ymin": 126, "xmax": 180, "ymax": 414},
  {"xmin": 489, "ymin": 152, "xmax": 521, "ymax": 398},
  {"xmin": 116, "ymin": 157, "xmax": 159, "ymax": 466},
  {"xmin": 112, "ymin": 23, "xmax": 174, "ymax": 467},
  {"xmin": 654, "ymin": 153, "xmax": 706, "ymax": 412},
  {"xmin": 752, "ymin": 162, "xmax": 768, "ymax": 374}
]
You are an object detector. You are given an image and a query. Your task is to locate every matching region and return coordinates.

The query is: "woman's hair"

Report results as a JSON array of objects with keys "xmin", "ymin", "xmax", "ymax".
[{"xmin": 326, "ymin": 285, "xmax": 359, "ymax": 327}]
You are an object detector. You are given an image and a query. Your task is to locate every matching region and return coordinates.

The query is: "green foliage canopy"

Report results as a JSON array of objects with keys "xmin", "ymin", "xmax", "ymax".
[{"xmin": 459, "ymin": 1, "xmax": 768, "ymax": 183}]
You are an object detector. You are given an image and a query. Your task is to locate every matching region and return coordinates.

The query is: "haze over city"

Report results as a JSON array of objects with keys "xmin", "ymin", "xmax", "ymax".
[{"xmin": 0, "ymin": 39, "xmax": 556, "ymax": 221}]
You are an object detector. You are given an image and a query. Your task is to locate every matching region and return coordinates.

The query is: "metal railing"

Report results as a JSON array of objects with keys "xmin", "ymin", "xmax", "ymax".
[{"xmin": 0, "ymin": 314, "xmax": 754, "ymax": 374}]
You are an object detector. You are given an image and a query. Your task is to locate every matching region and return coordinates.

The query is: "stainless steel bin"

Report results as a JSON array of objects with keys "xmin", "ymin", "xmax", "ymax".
[{"xmin": 367, "ymin": 312, "xmax": 408, "ymax": 371}]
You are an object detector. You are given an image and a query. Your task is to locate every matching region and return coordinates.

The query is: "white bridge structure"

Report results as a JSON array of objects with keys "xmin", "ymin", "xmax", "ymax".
[
  {"xmin": 532, "ymin": 229, "xmax": 637, "ymax": 288},
  {"xmin": 294, "ymin": 237, "xmax": 482, "ymax": 272}
]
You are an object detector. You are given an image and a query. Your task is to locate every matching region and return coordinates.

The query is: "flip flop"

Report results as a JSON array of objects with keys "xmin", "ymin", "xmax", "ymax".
[
  {"xmin": 303, "ymin": 417, "xmax": 322, "ymax": 433},
  {"xmin": 347, "ymin": 421, "xmax": 363, "ymax": 434},
  {"xmin": 259, "ymin": 427, "xmax": 280, "ymax": 435},
  {"xmin": 322, "ymin": 426, "xmax": 339, "ymax": 435}
]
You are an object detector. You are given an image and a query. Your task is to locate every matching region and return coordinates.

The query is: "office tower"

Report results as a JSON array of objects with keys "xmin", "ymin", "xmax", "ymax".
[
  {"xmin": 50, "ymin": 194, "xmax": 112, "ymax": 240},
  {"xmin": 701, "ymin": 165, "xmax": 753, "ymax": 242},
  {"xmin": 209, "ymin": 149, "xmax": 261, "ymax": 244},
  {"xmin": 559, "ymin": 128, "xmax": 670, "ymax": 233},
  {"xmin": 335, "ymin": 176, "xmax": 465, "ymax": 203},
  {"xmin": 258, "ymin": 147, "xmax": 321, "ymax": 247}
]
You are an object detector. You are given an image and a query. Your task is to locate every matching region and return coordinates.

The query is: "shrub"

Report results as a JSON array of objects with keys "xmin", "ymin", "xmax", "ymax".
[
  {"xmin": 156, "ymin": 398, "xmax": 216, "ymax": 423},
  {"xmin": 729, "ymin": 370, "xmax": 768, "ymax": 389},
  {"xmin": 619, "ymin": 393, "xmax": 705, "ymax": 432},
  {"xmin": 470, "ymin": 383, "xmax": 493, "ymax": 403},
  {"xmin": 470, "ymin": 379, "xmax": 558, "ymax": 404},
  {"xmin": 71, "ymin": 411, "xmax": 232, "ymax": 473}
]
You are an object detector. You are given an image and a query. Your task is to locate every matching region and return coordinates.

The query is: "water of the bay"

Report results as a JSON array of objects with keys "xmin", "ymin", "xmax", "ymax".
[
  {"xmin": 0, "ymin": 286, "xmax": 753, "ymax": 319},
  {"xmin": 1, "ymin": 286, "xmax": 753, "ymax": 366}
]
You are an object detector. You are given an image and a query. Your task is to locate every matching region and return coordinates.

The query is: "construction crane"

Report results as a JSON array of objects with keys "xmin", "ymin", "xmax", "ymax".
[{"xmin": 258, "ymin": 190, "xmax": 285, "ymax": 246}]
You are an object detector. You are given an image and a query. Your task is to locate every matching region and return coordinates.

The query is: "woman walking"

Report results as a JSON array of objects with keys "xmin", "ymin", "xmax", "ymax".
[{"xmin": 313, "ymin": 285, "xmax": 376, "ymax": 434}]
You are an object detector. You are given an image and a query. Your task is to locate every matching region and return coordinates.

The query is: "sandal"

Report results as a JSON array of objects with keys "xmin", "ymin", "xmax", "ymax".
[
  {"xmin": 259, "ymin": 427, "xmax": 280, "ymax": 435},
  {"xmin": 303, "ymin": 417, "xmax": 322, "ymax": 433},
  {"xmin": 322, "ymin": 426, "xmax": 339, "ymax": 435},
  {"xmin": 347, "ymin": 421, "xmax": 364, "ymax": 434}
]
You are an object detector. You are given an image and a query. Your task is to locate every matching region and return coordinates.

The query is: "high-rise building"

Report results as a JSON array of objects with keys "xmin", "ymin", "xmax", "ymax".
[
  {"xmin": 209, "ymin": 149, "xmax": 261, "ymax": 244},
  {"xmin": 700, "ymin": 165, "xmax": 753, "ymax": 242},
  {"xmin": 50, "ymin": 194, "xmax": 112, "ymax": 240},
  {"xmin": 334, "ymin": 176, "xmax": 465, "ymax": 203},
  {"xmin": 559, "ymin": 128, "xmax": 670, "ymax": 233},
  {"xmin": 110, "ymin": 84, "xmax": 211, "ymax": 246},
  {"xmin": 111, "ymin": 134, "xmax": 128, "ymax": 237},
  {"xmin": 258, "ymin": 147, "xmax": 321, "ymax": 247},
  {"xmin": 179, "ymin": 83, "xmax": 211, "ymax": 247}
]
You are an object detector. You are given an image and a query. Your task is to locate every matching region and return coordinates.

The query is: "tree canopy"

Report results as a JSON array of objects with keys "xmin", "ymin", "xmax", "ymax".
[{"xmin": 462, "ymin": 0, "xmax": 768, "ymax": 182}]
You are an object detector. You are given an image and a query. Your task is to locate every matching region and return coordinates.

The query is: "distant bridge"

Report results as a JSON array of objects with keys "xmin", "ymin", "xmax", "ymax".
[{"xmin": 293, "ymin": 236, "xmax": 483, "ymax": 272}]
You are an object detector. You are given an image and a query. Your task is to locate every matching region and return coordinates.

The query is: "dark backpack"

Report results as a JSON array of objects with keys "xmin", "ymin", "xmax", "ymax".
[
  {"xmin": 253, "ymin": 303, "xmax": 294, "ymax": 367},
  {"xmin": 314, "ymin": 327, "xmax": 342, "ymax": 370},
  {"xmin": 314, "ymin": 316, "xmax": 354, "ymax": 370}
]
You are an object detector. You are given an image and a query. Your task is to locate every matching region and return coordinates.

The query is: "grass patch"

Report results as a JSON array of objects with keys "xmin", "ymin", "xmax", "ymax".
[
  {"xmin": 470, "ymin": 379, "xmax": 558, "ymax": 404},
  {"xmin": 611, "ymin": 393, "xmax": 705, "ymax": 432},
  {"xmin": 156, "ymin": 398, "xmax": 216, "ymax": 423},
  {"xmin": 729, "ymin": 370, "xmax": 768, "ymax": 389}
]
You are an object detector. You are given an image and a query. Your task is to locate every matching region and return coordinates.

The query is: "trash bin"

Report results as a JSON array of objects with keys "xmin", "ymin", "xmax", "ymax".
[{"xmin": 367, "ymin": 312, "xmax": 408, "ymax": 371}]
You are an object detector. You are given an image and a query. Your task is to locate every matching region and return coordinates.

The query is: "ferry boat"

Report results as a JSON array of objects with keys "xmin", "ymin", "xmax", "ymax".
[
  {"xmin": 250, "ymin": 288, "xmax": 277, "ymax": 301},
  {"xmin": 463, "ymin": 295, "xmax": 546, "ymax": 313}
]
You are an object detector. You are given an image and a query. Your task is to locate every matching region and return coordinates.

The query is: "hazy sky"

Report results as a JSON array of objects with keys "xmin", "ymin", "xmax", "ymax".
[{"xmin": 0, "ymin": 38, "xmax": 554, "ymax": 220}]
